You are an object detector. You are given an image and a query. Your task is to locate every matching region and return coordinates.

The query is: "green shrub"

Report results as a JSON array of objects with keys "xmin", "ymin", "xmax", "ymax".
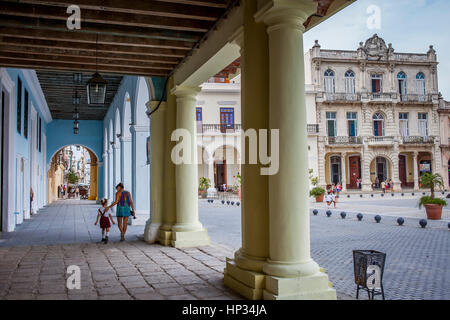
[
  {"xmin": 418, "ymin": 196, "xmax": 447, "ymax": 209},
  {"xmin": 310, "ymin": 187, "xmax": 326, "ymax": 198}
]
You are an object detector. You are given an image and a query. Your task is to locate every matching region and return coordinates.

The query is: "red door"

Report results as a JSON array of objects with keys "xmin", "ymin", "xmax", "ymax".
[
  {"xmin": 348, "ymin": 156, "xmax": 360, "ymax": 189},
  {"xmin": 399, "ymin": 155, "xmax": 407, "ymax": 187}
]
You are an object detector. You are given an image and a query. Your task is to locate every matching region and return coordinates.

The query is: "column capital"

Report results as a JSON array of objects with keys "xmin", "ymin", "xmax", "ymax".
[
  {"xmin": 229, "ymin": 26, "xmax": 244, "ymax": 49},
  {"xmin": 146, "ymin": 100, "xmax": 167, "ymax": 118},
  {"xmin": 254, "ymin": 0, "xmax": 317, "ymax": 31},
  {"xmin": 171, "ymin": 85, "xmax": 201, "ymax": 99}
]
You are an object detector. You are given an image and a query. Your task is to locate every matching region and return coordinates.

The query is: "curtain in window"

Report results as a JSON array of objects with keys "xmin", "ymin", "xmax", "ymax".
[
  {"xmin": 416, "ymin": 79, "xmax": 425, "ymax": 95},
  {"xmin": 324, "ymin": 76, "xmax": 335, "ymax": 93},
  {"xmin": 418, "ymin": 119, "xmax": 428, "ymax": 137},
  {"xmin": 399, "ymin": 120, "xmax": 408, "ymax": 137}
]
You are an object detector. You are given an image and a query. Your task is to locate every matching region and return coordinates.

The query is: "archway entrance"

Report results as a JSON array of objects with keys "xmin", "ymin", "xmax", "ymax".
[
  {"xmin": 330, "ymin": 156, "xmax": 341, "ymax": 185},
  {"xmin": 376, "ymin": 157, "xmax": 388, "ymax": 183},
  {"xmin": 47, "ymin": 145, "xmax": 98, "ymax": 204}
]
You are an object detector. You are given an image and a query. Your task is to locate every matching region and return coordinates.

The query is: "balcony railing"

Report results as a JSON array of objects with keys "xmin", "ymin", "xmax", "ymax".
[
  {"xmin": 324, "ymin": 93, "xmax": 360, "ymax": 102},
  {"xmin": 326, "ymin": 136, "xmax": 363, "ymax": 145},
  {"xmin": 367, "ymin": 92, "xmax": 394, "ymax": 101},
  {"xmin": 198, "ymin": 123, "xmax": 242, "ymax": 134},
  {"xmin": 399, "ymin": 94, "xmax": 432, "ymax": 103},
  {"xmin": 307, "ymin": 124, "xmax": 319, "ymax": 134},
  {"xmin": 402, "ymin": 136, "xmax": 435, "ymax": 144},
  {"xmin": 366, "ymin": 136, "xmax": 395, "ymax": 144}
]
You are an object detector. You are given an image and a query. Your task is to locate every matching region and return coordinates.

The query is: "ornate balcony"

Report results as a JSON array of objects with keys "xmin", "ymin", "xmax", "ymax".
[
  {"xmin": 197, "ymin": 123, "xmax": 242, "ymax": 134},
  {"xmin": 398, "ymin": 94, "xmax": 432, "ymax": 103},
  {"xmin": 323, "ymin": 92, "xmax": 360, "ymax": 102},
  {"xmin": 307, "ymin": 124, "xmax": 319, "ymax": 134},
  {"xmin": 402, "ymin": 136, "xmax": 435, "ymax": 144},
  {"xmin": 366, "ymin": 92, "xmax": 395, "ymax": 101},
  {"xmin": 326, "ymin": 136, "xmax": 363, "ymax": 145},
  {"xmin": 366, "ymin": 136, "xmax": 395, "ymax": 146}
]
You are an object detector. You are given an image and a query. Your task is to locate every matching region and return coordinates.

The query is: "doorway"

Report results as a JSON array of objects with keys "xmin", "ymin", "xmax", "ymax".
[
  {"xmin": 399, "ymin": 155, "xmax": 407, "ymax": 188},
  {"xmin": 330, "ymin": 156, "xmax": 341, "ymax": 185},
  {"xmin": 215, "ymin": 160, "xmax": 226, "ymax": 191},
  {"xmin": 376, "ymin": 157, "xmax": 387, "ymax": 183},
  {"xmin": 348, "ymin": 156, "xmax": 361, "ymax": 189}
]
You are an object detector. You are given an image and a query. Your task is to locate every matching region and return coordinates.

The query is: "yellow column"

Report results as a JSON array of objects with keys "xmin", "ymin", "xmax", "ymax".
[
  {"xmin": 224, "ymin": 0, "xmax": 270, "ymax": 300},
  {"xmin": 256, "ymin": 0, "xmax": 336, "ymax": 300},
  {"xmin": 144, "ymin": 100, "xmax": 167, "ymax": 243},
  {"xmin": 89, "ymin": 161, "xmax": 98, "ymax": 200},
  {"xmin": 170, "ymin": 85, "xmax": 210, "ymax": 248},
  {"xmin": 158, "ymin": 77, "xmax": 177, "ymax": 246}
]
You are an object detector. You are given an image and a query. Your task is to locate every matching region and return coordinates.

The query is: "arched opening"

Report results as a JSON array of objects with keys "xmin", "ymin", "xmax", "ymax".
[
  {"xmin": 397, "ymin": 71, "xmax": 407, "ymax": 100},
  {"xmin": 370, "ymin": 156, "xmax": 392, "ymax": 189},
  {"xmin": 324, "ymin": 69, "xmax": 335, "ymax": 93},
  {"xmin": 329, "ymin": 155, "xmax": 342, "ymax": 186},
  {"xmin": 418, "ymin": 152, "xmax": 433, "ymax": 188},
  {"xmin": 47, "ymin": 145, "xmax": 99, "ymax": 204}
]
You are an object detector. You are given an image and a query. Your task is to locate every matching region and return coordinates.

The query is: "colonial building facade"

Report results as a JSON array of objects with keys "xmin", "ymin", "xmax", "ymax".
[
  {"xmin": 306, "ymin": 34, "xmax": 442, "ymax": 192},
  {"xmin": 438, "ymin": 98, "xmax": 450, "ymax": 188},
  {"xmin": 196, "ymin": 76, "xmax": 242, "ymax": 192}
]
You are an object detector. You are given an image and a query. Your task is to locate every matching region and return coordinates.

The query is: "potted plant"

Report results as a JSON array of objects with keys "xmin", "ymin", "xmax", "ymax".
[
  {"xmin": 198, "ymin": 177, "xmax": 211, "ymax": 199},
  {"xmin": 418, "ymin": 173, "xmax": 447, "ymax": 220},
  {"xmin": 235, "ymin": 173, "xmax": 242, "ymax": 200},
  {"xmin": 308, "ymin": 169, "xmax": 325, "ymax": 202},
  {"xmin": 310, "ymin": 187, "xmax": 326, "ymax": 203}
]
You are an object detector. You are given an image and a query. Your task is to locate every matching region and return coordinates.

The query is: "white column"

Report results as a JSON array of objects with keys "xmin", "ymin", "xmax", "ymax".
[
  {"xmin": 130, "ymin": 124, "xmax": 150, "ymax": 225},
  {"xmin": 413, "ymin": 151, "xmax": 420, "ymax": 190},
  {"xmin": 207, "ymin": 158, "xmax": 215, "ymax": 186},
  {"xmin": 361, "ymin": 144, "xmax": 372, "ymax": 192},
  {"xmin": 170, "ymin": 86, "xmax": 210, "ymax": 248},
  {"xmin": 120, "ymin": 136, "xmax": 132, "ymax": 189},
  {"xmin": 102, "ymin": 152, "xmax": 108, "ymax": 199},
  {"xmin": 341, "ymin": 152, "xmax": 347, "ymax": 191},
  {"xmin": 256, "ymin": 1, "xmax": 336, "ymax": 300},
  {"xmin": 107, "ymin": 149, "xmax": 113, "ymax": 200},
  {"xmin": 113, "ymin": 143, "xmax": 121, "ymax": 187}
]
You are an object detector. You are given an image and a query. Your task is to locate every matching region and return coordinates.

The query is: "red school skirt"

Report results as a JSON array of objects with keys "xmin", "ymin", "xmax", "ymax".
[{"xmin": 100, "ymin": 216, "xmax": 111, "ymax": 229}]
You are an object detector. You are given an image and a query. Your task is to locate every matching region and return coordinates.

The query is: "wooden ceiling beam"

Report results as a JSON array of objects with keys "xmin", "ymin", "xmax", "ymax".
[
  {"xmin": 0, "ymin": 26, "xmax": 193, "ymax": 51},
  {"xmin": 0, "ymin": 44, "xmax": 181, "ymax": 64},
  {"xmin": 0, "ymin": 15, "xmax": 201, "ymax": 42},
  {"xmin": 4, "ymin": 0, "xmax": 223, "ymax": 21},
  {"xmin": 0, "ymin": 36, "xmax": 187, "ymax": 58},
  {"xmin": 0, "ymin": 59, "xmax": 169, "ymax": 76},
  {"xmin": 0, "ymin": 1, "xmax": 213, "ymax": 32},
  {"xmin": 0, "ymin": 52, "xmax": 174, "ymax": 70},
  {"xmin": 154, "ymin": 0, "xmax": 228, "ymax": 8}
]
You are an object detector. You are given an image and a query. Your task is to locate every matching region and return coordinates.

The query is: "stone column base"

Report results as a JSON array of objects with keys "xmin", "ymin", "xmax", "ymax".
[
  {"xmin": 224, "ymin": 260, "xmax": 265, "ymax": 300},
  {"xmin": 144, "ymin": 221, "xmax": 161, "ymax": 244},
  {"xmin": 128, "ymin": 210, "xmax": 147, "ymax": 226},
  {"xmin": 171, "ymin": 229, "xmax": 210, "ymax": 248},
  {"xmin": 263, "ymin": 271, "xmax": 336, "ymax": 300},
  {"xmin": 362, "ymin": 183, "xmax": 372, "ymax": 192},
  {"xmin": 158, "ymin": 229, "xmax": 173, "ymax": 246}
]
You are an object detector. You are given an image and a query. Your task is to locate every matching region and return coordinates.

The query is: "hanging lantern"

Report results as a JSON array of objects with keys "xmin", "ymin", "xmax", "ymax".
[
  {"xmin": 72, "ymin": 91, "xmax": 80, "ymax": 105},
  {"xmin": 73, "ymin": 107, "xmax": 79, "ymax": 120},
  {"xmin": 87, "ymin": 72, "xmax": 107, "ymax": 105},
  {"xmin": 73, "ymin": 120, "xmax": 79, "ymax": 135}
]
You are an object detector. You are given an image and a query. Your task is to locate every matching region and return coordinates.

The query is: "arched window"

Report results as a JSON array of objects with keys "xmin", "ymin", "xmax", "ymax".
[
  {"xmin": 324, "ymin": 69, "xmax": 335, "ymax": 93},
  {"xmin": 373, "ymin": 113, "xmax": 385, "ymax": 137},
  {"xmin": 397, "ymin": 72, "xmax": 407, "ymax": 99},
  {"xmin": 345, "ymin": 70, "xmax": 356, "ymax": 94},
  {"xmin": 416, "ymin": 72, "xmax": 426, "ymax": 95},
  {"xmin": 330, "ymin": 156, "xmax": 342, "ymax": 185}
]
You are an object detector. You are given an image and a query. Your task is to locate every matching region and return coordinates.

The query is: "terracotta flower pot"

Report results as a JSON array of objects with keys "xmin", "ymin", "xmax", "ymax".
[
  {"xmin": 424, "ymin": 204, "xmax": 443, "ymax": 220},
  {"xmin": 315, "ymin": 194, "xmax": 324, "ymax": 203},
  {"xmin": 238, "ymin": 188, "xmax": 241, "ymax": 200}
]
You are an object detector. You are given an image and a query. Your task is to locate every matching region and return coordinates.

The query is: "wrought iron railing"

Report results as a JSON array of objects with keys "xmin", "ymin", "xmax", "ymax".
[
  {"xmin": 402, "ymin": 136, "xmax": 435, "ymax": 144},
  {"xmin": 307, "ymin": 124, "xmax": 319, "ymax": 134},
  {"xmin": 324, "ymin": 93, "xmax": 360, "ymax": 102},
  {"xmin": 399, "ymin": 94, "xmax": 432, "ymax": 103},
  {"xmin": 326, "ymin": 136, "xmax": 363, "ymax": 145},
  {"xmin": 198, "ymin": 123, "xmax": 242, "ymax": 134}
]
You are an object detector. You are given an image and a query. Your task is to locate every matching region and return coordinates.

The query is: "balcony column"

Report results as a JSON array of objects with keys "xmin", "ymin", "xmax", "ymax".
[
  {"xmin": 413, "ymin": 151, "xmax": 420, "ymax": 190},
  {"xmin": 257, "ymin": 0, "xmax": 336, "ymax": 300},
  {"xmin": 224, "ymin": 2, "xmax": 269, "ymax": 300},
  {"xmin": 144, "ymin": 101, "xmax": 167, "ymax": 243},
  {"xmin": 171, "ymin": 85, "xmax": 210, "ymax": 248},
  {"xmin": 341, "ymin": 152, "xmax": 347, "ymax": 191}
]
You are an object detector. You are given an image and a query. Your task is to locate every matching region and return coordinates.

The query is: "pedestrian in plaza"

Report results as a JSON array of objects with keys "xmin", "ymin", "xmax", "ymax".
[
  {"xmin": 326, "ymin": 189, "xmax": 335, "ymax": 209},
  {"xmin": 375, "ymin": 177, "xmax": 380, "ymax": 189},
  {"xmin": 336, "ymin": 183, "xmax": 341, "ymax": 202},
  {"xmin": 30, "ymin": 187, "xmax": 34, "ymax": 215},
  {"xmin": 385, "ymin": 180, "xmax": 389, "ymax": 193},
  {"xmin": 106, "ymin": 183, "xmax": 136, "ymax": 241},
  {"xmin": 94, "ymin": 198, "xmax": 115, "ymax": 244},
  {"xmin": 389, "ymin": 179, "xmax": 394, "ymax": 192},
  {"xmin": 381, "ymin": 180, "xmax": 385, "ymax": 193},
  {"xmin": 75, "ymin": 186, "xmax": 80, "ymax": 199}
]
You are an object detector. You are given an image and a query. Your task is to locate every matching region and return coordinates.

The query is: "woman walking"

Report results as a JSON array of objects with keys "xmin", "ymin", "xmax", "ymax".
[{"xmin": 106, "ymin": 183, "xmax": 135, "ymax": 241}]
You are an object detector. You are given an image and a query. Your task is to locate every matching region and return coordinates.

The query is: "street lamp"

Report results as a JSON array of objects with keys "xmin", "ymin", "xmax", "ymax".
[{"xmin": 73, "ymin": 120, "xmax": 79, "ymax": 134}]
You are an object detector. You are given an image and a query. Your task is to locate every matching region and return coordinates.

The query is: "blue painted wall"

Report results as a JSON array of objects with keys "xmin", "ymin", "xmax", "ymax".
[{"xmin": 6, "ymin": 68, "xmax": 49, "ymax": 229}]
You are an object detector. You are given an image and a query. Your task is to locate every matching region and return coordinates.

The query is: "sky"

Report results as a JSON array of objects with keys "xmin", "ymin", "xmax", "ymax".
[{"xmin": 303, "ymin": 0, "xmax": 450, "ymax": 99}]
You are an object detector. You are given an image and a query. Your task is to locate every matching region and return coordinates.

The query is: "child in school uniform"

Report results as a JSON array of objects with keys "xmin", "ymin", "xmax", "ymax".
[{"xmin": 94, "ymin": 199, "xmax": 115, "ymax": 244}]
